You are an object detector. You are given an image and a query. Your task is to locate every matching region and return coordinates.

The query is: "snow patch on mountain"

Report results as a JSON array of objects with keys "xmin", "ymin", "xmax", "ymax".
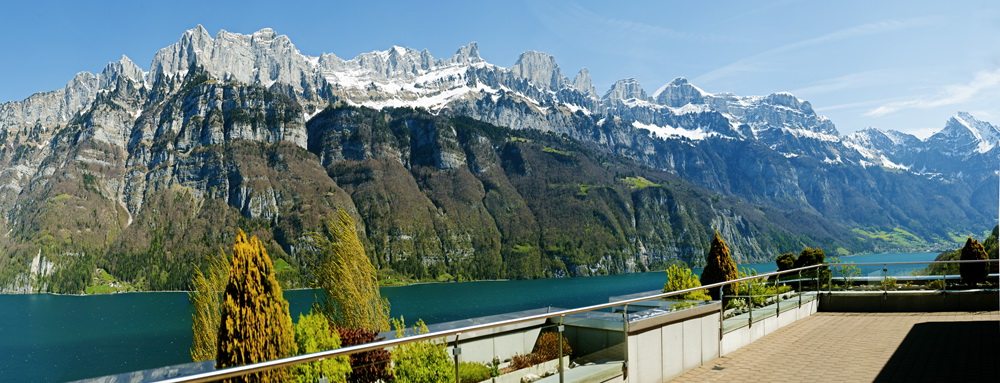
[{"xmin": 633, "ymin": 121, "xmax": 713, "ymax": 141}]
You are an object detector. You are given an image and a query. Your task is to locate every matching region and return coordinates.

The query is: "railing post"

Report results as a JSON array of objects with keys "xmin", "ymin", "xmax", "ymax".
[
  {"xmin": 798, "ymin": 270, "xmax": 802, "ymax": 308},
  {"xmin": 775, "ymin": 278, "xmax": 780, "ymax": 317},
  {"xmin": 814, "ymin": 269, "xmax": 819, "ymax": 295},
  {"xmin": 718, "ymin": 287, "xmax": 725, "ymax": 349},
  {"xmin": 558, "ymin": 318, "xmax": 565, "ymax": 383},
  {"xmin": 621, "ymin": 303, "xmax": 629, "ymax": 379},
  {"xmin": 452, "ymin": 336, "xmax": 461, "ymax": 383},
  {"xmin": 941, "ymin": 268, "xmax": 947, "ymax": 293},
  {"xmin": 827, "ymin": 264, "xmax": 833, "ymax": 294},
  {"xmin": 882, "ymin": 265, "xmax": 888, "ymax": 293}
]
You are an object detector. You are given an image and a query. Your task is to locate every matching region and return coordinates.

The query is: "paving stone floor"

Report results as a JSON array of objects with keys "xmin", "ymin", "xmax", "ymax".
[{"xmin": 670, "ymin": 311, "xmax": 999, "ymax": 383}]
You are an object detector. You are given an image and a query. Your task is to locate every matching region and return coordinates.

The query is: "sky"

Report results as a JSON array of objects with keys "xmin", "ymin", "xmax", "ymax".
[{"xmin": 2, "ymin": 0, "xmax": 998, "ymax": 138}]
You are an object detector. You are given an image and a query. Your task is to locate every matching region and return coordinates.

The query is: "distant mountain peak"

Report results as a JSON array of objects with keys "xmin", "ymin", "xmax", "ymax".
[
  {"xmin": 448, "ymin": 42, "xmax": 482, "ymax": 64},
  {"xmin": 572, "ymin": 67, "xmax": 597, "ymax": 97},
  {"xmin": 603, "ymin": 78, "xmax": 648, "ymax": 102},
  {"xmin": 512, "ymin": 50, "xmax": 563, "ymax": 91},
  {"xmin": 653, "ymin": 76, "xmax": 707, "ymax": 107},
  {"xmin": 252, "ymin": 27, "xmax": 277, "ymax": 39},
  {"xmin": 933, "ymin": 112, "xmax": 999, "ymax": 153}
]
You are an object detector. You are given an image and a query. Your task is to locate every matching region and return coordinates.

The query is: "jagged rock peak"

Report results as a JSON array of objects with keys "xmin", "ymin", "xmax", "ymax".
[
  {"xmin": 252, "ymin": 27, "xmax": 277, "ymax": 40},
  {"xmin": 653, "ymin": 76, "xmax": 707, "ymax": 107},
  {"xmin": 512, "ymin": 50, "xmax": 563, "ymax": 91},
  {"xmin": 847, "ymin": 127, "xmax": 920, "ymax": 148},
  {"xmin": 572, "ymin": 68, "xmax": 597, "ymax": 97},
  {"xmin": 765, "ymin": 92, "xmax": 810, "ymax": 111},
  {"xmin": 603, "ymin": 78, "xmax": 648, "ymax": 102},
  {"xmin": 148, "ymin": 26, "xmax": 318, "ymax": 90},
  {"xmin": 99, "ymin": 55, "xmax": 146, "ymax": 88},
  {"xmin": 448, "ymin": 42, "xmax": 483, "ymax": 64}
]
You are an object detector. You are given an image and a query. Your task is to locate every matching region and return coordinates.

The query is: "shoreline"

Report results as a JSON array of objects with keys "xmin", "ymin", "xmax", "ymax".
[{"xmin": 1, "ymin": 251, "xmax": 941, "ymax": 296}]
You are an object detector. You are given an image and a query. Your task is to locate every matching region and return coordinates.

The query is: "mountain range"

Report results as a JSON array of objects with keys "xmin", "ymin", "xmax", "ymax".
[{"xmin": 1, "ymin": 26, "xmax": 996, "ymax": 293}]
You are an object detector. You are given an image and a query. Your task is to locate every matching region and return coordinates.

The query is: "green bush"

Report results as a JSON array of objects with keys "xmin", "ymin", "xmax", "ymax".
[
  {"xmin": 881, "ymin": 277, "xmax": 898, "ymax": 291},
  {"xmin": 735, "ymin": 268, "xmax": 769, "ymax": 307},
  {"xmin": 293, "ymin": 311, "xmax": 350, "ymax": 383},
  {"xmin": 663, "ymin": 265, "xmax": 711, "ymax": 301},
  {"xmin": 457, "ymin": 362, "xmax": 491, "ymax": 383},
  {"xmin": 928, "ymin": 279, "xmax": 946, "ymax": 290},
  {"xmin": 828, "ymin": 256, "xmax": 860, "ymax": 288},
  {"xmin": 733, "ymin": 268, "xmax": 794, "ymax": 308},
  {"xmin": 390, "ymin": 318, "xmax": 451, "ymax": 383}
]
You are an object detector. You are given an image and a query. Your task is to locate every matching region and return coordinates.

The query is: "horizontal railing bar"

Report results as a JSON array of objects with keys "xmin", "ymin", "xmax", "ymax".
[
  {"xmin": 153, "ymin": 259, "xmax": 997, "ymax": 383},
  {"xmin": 825, "ymin": 260, "xmax": 996, "ymax": 266}
]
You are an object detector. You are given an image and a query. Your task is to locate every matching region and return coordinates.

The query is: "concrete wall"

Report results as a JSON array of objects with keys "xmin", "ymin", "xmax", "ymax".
[
  {"xmin": 720, "ymin": 298, "xmax": 818, "ymax": 356},
  {"xmin": 818, "ymin": 290, "xmax": 1000, "ymax": 312},
  {"xmin": 594, "ymin": 298, "xmax": 820, "ymax": 383},
  {"xmin": 445, "ymin": 323, "xmax": 546, "ymax": 364},
  {"xmin": 626, "ymin": 312, "xmax": 720, "ymax": 383},
  {"xmin": 563, "ymin": 323, "xmax": 623, "ymax": 358}
]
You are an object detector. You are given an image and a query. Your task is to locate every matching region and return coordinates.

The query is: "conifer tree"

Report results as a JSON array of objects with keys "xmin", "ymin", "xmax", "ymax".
[
  {"xmin": 959, "ymin": 237, "xmax": 988, "ymax": 285},
  {"xmin": 189, "ymin": 247, "xmax": 230, "ymax": 362},
  {"xmin": 310, "ymin": 209, "xmax": 390, "ymax": 332},
  {"xmin": 700, "ymin": 232, "xmax": 738, "ymax": 300},
  {"xmin": 216, "ymin": 230, "xmax": 295, "ymax": 382}
]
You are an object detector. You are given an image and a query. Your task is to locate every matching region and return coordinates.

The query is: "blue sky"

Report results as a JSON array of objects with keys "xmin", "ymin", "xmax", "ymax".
[{"xmin": 2, "ymin": 0, "xmax": 998, "ymax": 137}]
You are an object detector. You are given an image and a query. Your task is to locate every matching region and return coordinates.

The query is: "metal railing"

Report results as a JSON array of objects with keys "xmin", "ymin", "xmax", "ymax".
[{"xmin": 153, "ymin": 259, "xmax": 997, "ymax": 383}]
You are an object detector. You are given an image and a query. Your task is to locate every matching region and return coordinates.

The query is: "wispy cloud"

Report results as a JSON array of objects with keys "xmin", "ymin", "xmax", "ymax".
[
  {"xmin": 695, "ymin": 18, "xmax": 934, "ymax": 84},
  {"xmin": 528, "ymin": 2, "xmax": 745, "ymax": 45},
  {"xmin": 790, "ymin": 69, "xmax": 896, "ymax": 96},
  {"xmin": 866, "ymin": 68, "xmax": 1000, "ymax": 117},
  {"xmin": 814, "ymin": 98, "xmax": 899, "ymax": 113}
]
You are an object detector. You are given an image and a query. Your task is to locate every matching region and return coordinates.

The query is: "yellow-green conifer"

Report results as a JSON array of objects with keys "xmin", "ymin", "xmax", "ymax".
[{"xmin": 216, "ymin": 230, "xmax": 295, "ymax": 382}]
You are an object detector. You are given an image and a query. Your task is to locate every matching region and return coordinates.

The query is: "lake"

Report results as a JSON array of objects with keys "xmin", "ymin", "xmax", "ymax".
[{"xmin": 0, "ymin": 252, "xmax": 936, "ymax": 382}]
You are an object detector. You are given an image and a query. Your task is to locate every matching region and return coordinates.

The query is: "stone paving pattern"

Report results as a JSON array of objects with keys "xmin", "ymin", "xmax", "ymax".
[{"xmin": 670, "ymin": 311, "xmax": 999, "ymax": 382}]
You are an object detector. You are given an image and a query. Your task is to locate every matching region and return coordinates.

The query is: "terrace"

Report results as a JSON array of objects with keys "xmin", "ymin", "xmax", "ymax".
[{"xmin": 88, "ymin": 260, "xmax": 998, "ymax": 383}]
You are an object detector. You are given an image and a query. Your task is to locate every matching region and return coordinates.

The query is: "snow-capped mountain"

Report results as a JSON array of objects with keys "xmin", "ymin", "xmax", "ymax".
[
  {"xmin": 2, "ymin": 26, "xmax": 994, "ymax": 188},
  {"xmin": 0, "ymin": 27, "xmax": 995, "ymax": 293},
  {"xmin": 845, "ymin": 112, "xmax": 999, "ymax": 177},
  {"xmin": 928, "ymin": 112, "xmax": 999, "ymax": 155}
]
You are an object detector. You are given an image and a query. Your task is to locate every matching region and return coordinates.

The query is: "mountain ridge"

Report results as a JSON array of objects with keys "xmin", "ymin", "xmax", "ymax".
[{"xmin": 0, "ymin": 26, "xmax": 995, "ymax": 293}]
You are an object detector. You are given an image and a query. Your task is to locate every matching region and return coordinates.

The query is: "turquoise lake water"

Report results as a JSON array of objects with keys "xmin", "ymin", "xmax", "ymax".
[{"xmin": 0, "ymin": 252, "xmax": 936, "ymax": 382}]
